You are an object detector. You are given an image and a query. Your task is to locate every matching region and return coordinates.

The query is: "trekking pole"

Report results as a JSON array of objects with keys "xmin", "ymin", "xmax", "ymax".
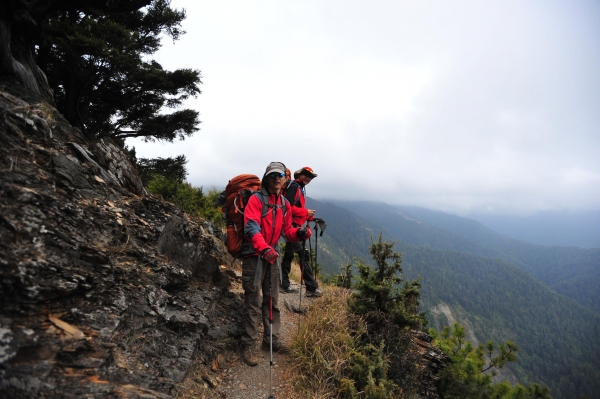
[
  {"xmin": 313, "ymin": 219, "xmax": 326, "ymax": 282},
  {"xmin": 298, "ymin": 238, "xmax": 305, "ymax": 323},
  {"xmin": 267, "ymin": 262, "xmax": 276, "ymax": 399},
  {"xmin": 308, "ymin": 225, "xmax": 313, "ymax": 275},
  {"xmin": 313, "ymin": 222, "xmax": 319, "ymax": 281}
]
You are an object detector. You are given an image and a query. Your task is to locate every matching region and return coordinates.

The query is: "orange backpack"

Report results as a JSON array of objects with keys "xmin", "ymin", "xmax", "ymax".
[
  {"xmin": 220, "ymin": 174, "xmax": 288, "ymax": 258},
  {"xmin": 222, "ymin": 174, "xmax": 262, "ymax": 257}
]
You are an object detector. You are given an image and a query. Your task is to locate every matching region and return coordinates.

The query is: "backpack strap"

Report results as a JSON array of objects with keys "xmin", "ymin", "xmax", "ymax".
[
  {"xmin": 284, "ymin": 179, "xmax": 294, "ymax": 193},
  {"xmin": 285, "ymin": 181, "xmax": 302, "ymax": 206},
  {"xmin": 265, "ymin": 187, "xmax": 287, "ymax": 216},
  {"xmin": 281, "ymin": 195, "xmax": 287, "ymax": 217}
]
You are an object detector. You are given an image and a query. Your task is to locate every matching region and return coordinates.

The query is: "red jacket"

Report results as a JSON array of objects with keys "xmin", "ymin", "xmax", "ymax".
[
  {"xmin": 285, "ymin": 180, "xmax": 314, "ymax": 226},
  {"xmin": 243, "ymin": 190, "xmax": 307, "ymax": 254}
]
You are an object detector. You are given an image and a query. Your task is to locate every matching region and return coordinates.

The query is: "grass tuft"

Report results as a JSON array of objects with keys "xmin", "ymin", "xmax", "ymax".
[{"xmin": 290, "ymin": 288, "xmax": 366, "ymax": 398}]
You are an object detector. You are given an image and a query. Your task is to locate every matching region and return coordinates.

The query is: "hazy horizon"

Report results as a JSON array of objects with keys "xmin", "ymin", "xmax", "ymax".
[{"xmin": 314, "ymin": 197, "xmax": 600, "ymax": 249}]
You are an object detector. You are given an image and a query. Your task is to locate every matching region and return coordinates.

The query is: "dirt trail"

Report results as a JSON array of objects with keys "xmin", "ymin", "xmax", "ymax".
[{"xmin": 178, "ymin": 281, "xmax": 315, "ymax": 399}]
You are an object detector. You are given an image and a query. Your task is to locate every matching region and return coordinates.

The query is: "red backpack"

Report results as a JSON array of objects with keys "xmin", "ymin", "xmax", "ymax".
[{"xmin": 221, "ymin": 174, "xmax": 287, "ymax": 258}]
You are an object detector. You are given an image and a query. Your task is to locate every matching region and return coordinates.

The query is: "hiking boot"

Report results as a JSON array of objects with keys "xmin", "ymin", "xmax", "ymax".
[
  {"xmin": 241, "ymin": 346, "xmax": 258, "ymax": 366},
  {"xmin": 261, "ymin": 341, "xmax": 290, "ymax": 353},
  {"xmin": 306, "ymin": 289, "xmax": 323, "ymax": 298},
  {"xmin": 279, "ymin": 285, "xmax": 299, "ymax": 293}
]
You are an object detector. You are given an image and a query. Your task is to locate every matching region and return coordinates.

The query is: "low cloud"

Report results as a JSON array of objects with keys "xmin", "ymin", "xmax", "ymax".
[{"xmin": 130, "ymin": 0, "xmax": 600, "ymax": 214}]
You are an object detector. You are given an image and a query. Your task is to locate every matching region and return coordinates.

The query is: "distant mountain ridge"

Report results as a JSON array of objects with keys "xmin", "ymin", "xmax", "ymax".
[
  {"xmin": 333, "ymin": 201, "xmax": 600, "ymax": 315},
  {"xmin": 467, "ymin": 210, "xmax": 600, "ymax": 248},
  {"xmin": 306, "ymin": 198, "xmax": 600, "ymax": 399},
  {"xmin": 399, "ymin": 205, "xmax": 600, "ymax": 315}
]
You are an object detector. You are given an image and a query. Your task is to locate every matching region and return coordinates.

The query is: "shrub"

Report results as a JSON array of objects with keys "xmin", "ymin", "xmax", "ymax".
[
  {"xmin": 349, "ymin": 233, "xmax": 425, "ymax": 329},
  {"xmin": 145, "ymin": 176, "xmax": 224, "ymax": 228},
  {"xmin": 429, "ymin": 323, "xmax": 551, "ymax": 399}
]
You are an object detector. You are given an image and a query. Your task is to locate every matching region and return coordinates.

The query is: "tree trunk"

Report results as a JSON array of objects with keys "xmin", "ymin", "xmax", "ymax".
[
  {"xmin": 63, "ymin": 55, "xmax": 82, "ymax": 129},
  {"xmin": 0, "ymin": 1, "xmax": 53, "ymax": 102}
]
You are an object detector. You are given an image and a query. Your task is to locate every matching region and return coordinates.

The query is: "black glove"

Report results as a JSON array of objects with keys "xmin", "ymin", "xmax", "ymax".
[
  {"xmin": 297, "ymin": 227, "xmax": 312, "ymax": 239},
  {"xmin": 297, "ymin": 227, "xmax": 308, "ymax": 238}
]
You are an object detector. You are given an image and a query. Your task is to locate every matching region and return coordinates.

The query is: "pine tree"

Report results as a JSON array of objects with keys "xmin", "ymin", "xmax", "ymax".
[
  {"xmin": 430, "ymin": 323, "xmax": 552, "ymax": 399},
  {"xmin": 345, "ymin": 233, "xmax": 426, "ymax": 395},
  {"xmin": 1, "ymin": 0, "xmax": 201, "ymax": 142},
  {"xmin": 136, "ymin": 155, "xmax": 188, "ymax": 187},
  {"xmin": 38, "ymin": 0, "xmax": 201, "ymax": 141},
  {"xmin": 332, "ymin": 263, "xmax": 353, "ymax": 288},
  {"xmin": 349, "ymin": 233, "xmax": 426, "ymax": 329}
]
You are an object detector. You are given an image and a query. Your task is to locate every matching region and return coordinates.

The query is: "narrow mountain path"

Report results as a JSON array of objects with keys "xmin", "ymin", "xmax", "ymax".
[
  {"xmin": 176, "ymin": 280, "xmax": 317, "ymax": 399},
  {"xmin": 213, "ymin": 283, "xmax": 308, "ymax": 399}
]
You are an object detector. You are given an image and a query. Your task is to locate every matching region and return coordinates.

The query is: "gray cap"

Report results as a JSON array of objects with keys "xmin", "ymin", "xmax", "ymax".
[{"xmin": 263, "ymin": 162, "xmax": 286, "ymax": 177}]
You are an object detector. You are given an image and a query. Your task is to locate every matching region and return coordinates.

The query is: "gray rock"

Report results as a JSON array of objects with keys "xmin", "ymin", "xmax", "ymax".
[
  {"xmin": 51, "ymin": 152, "xmax": 93, "ymax": 189},
  {"xmin": 157, "ymin": 216, "xmax": 228, "ymax": 277},
  {"xmin": 89, "ymin": 138, "xmax": 146, "ymax": 196},
  {"xmin": 0, "ymin": 84, "xmax": 243, "ymax": 398}
]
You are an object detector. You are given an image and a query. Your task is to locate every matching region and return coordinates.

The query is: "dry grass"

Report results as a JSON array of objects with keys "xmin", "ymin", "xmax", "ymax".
[
  {"xmin": 171, "ymin": 362, "xmax": 211, "ymax": 399},
  {"xmin": 289, "ymin": 287, "xmax": 365, "ymax": 398},
  {"xmin": 288, "ymin": 259, "xmax": 303, "ymax": 284},
  {"xmin": 289, "ymin": 258, "xmax": 324, "ymax": 288}
]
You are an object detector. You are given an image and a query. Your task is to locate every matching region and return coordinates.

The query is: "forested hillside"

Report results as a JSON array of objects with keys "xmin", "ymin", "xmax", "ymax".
[
  {"xmin": 395, "ymin": 205, "xmax": 600, "ymax": 316},
  {"xmin": 306, "ymin": 198, "xmax": 600, "ymax": 399},
  {"xmin": 334, "ymin": 201, "xmax": 600, "ymax": 315}
]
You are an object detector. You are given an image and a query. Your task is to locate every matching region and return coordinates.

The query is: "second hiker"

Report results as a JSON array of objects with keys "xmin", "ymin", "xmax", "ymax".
[{"xmin": 280, "ymin": 166, "xmax": 323, "ymax": 297}]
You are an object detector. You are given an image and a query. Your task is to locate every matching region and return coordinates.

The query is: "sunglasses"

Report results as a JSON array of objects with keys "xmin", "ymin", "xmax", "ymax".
[{"xmin": 267, "ymin": 172, "xmax": 285, "ymax": 178}]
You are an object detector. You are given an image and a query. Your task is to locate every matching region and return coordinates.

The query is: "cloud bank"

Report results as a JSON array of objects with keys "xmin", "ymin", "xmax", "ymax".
[{"xmin": 130, "ymin": 0, "xmax": 600, "ymax": 215}]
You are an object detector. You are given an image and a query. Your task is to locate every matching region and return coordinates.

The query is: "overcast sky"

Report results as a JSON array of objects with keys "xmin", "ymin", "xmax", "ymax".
[{"xmin": 129, "ymin": 0, "xmax": 600, "ymax": 215}]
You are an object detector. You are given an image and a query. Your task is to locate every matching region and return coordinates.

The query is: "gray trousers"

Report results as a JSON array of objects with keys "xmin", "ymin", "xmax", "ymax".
[
  {"xmin": 281, "ymin": 240, "xmax": 319, "ymax": 292},
  {"xmin": 240, "ymin": 256, "xmax": 281, "ymax": 347}
]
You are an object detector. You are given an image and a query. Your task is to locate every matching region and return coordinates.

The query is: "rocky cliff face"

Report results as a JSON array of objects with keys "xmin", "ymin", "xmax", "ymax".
[{"xmin": 0, "ymin": 79, "xmax": 242, "ymax": 398}]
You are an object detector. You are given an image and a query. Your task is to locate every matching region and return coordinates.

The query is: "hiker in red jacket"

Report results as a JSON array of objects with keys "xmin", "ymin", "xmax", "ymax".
[
  {"xmin": 280, "ymin": 166, "xmax": 323, "ymax": 297},
  {"xmin": 240, "ymin": 161, "xmax": 311, "ymax": 366}
]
